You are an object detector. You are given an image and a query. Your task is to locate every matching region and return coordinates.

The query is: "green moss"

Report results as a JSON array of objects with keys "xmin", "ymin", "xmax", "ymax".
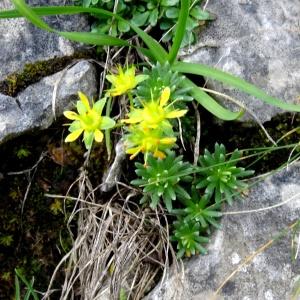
[{"xmin": 0, "ymin": 51, "xmax": 95, "ymax": 97}]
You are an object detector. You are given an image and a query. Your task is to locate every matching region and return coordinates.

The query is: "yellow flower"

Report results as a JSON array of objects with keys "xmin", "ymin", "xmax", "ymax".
[
  {"xmin": 64, "ymin": 92, "xmax": 115, "ymax": 149},
  {"xmin": 106, "ymin": 65, "xmax": 148, "ymax": 96},
  {"xmin": 125, "ymin": 126, "xmax": 176, "ymax": 163},
  {"xmin": 122, "ymin": 87, "xmax": 187, "ymax": 129}
]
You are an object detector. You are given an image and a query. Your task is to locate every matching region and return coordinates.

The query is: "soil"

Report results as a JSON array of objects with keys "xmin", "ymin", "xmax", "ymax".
[{"xmin": 0, "ymin": 108, "xmax": 299, "ymax": 299}]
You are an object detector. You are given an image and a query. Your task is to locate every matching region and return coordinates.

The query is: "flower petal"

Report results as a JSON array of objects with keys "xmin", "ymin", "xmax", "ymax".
[
  {"xmin": 77, "ymin": 100, "xmax": 87, "ymax": 115},
  {"xmin": 153, "ymin": 150, "xmax": 166, "ymax": 159},
  {"xmin": 166, "ymin": 109, "xmax": 188, "ymax": 119},
  {"xmin": 160, "ymin": 137, "xmax": 176, "ymax": 145},
  {"xmin": 100, "ymin": 116, "xmax": 116, "ymax": 130},
  {"xmin": 69, "ymin": 120, "xmax": 81, "ymax": 132},
  {"xmin": 160, "ymin": 87, "xmax": 171, "ymax": 107},
  {"xmin": 106, "ymin": 74, "xmax": 117, "ymax": 85},
  {"xmin": 83, "ymin": 131, "xmax": 94, "ymax": 149},
  {"xmin": 106, "ymin": 87, "xmax": 121, "ymax": 97},
  {"xmin": 64, "ymin": 111, "xmax": 80, "ymax": 120},
  {"xmin": 135, "ymin": 74, "xmax": 149, "ymax": 85},
  {"xmin": 126, "ymin": 146, "xmax": 142, "ymax": 160},
  {"xmin": 122, "ymin": 109, "xmax": 144, "ymax": 124},
  {"xmin": 78, "ymin": 91, "xmax": 91, "ymax": 110},
  {"xmin": 93, "ymin": 98, "xmax": 106, "ymax": 115},
  {"xmin": 124, "ymin": 66, "xmax": 135, "ymax": 77},
  {"xmin": 65, "ymin": 129, "xmax": 83, "ymax": 142},
  {"xmin": 94, "ymin": 129, "xmax": 104, "ymax": 142}
]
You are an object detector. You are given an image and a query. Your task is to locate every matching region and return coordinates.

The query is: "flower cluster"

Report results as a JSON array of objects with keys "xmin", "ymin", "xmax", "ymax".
[
  {"xmin": 106, "ymin": 65, "xmax": 148, "ymax": 97},
  {"xmin": 64, "ymin": 92, "xmax": 115, "ymax": 149},
  {"xmin": 123, "ymin": 87, "xmax": 187, "ymax": 162},
  {"xmin": 103, "ymin": 64, "xmax": 187, "ymax": 163}
]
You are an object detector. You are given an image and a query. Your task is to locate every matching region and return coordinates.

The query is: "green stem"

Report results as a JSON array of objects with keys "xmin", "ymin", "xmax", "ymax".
[
  {"xmin": 128, "ymin": 92, "xmax": 134, "ymax": 109},
  {"xmin": 105, "ymin": 96, "xmax": 113, "ymax": 160}
]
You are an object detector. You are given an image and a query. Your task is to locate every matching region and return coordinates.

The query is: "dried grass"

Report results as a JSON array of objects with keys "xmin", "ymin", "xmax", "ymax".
[{"xmin": 43, "ymin": 168, "xmax": 178, "ymax": 300}]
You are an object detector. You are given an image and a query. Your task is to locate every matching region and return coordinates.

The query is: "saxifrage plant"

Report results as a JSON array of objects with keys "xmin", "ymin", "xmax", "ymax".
[
  {"xmin": 131, "ymin": 151, "xmax": 192, "ymax": 211},
  {"xmin": 171, "ymin": 218, "xmax": 209, "ymax": 257},
  {"xmin": 196, "ymin": 143, "xmax": 254, "ymax": 204},
  {"xmin": 0, "ymin": 0, "xmax": 297, "ymax": 259},
  {"xmin": 2, "ymin": 0, "xmax": 299, "ymax": 122},
  {"xmin": 82, "ymin": 0, "xmax": 214, "ymax": 47}
]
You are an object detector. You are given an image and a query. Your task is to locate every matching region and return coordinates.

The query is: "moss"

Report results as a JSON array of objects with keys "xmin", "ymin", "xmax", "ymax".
[
  {"xmin": 0, "ymin": 118, "xmax": 108, "ymax": 298},
  {"xmin": 0, "ymin": 51, "xmax": 95, "ymax": 97}
]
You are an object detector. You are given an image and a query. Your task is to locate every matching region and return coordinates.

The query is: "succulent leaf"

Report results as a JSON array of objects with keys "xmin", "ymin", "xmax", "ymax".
[{"xmin": 196, "ymin": 143, "xmax": 254, "ymax": 204}]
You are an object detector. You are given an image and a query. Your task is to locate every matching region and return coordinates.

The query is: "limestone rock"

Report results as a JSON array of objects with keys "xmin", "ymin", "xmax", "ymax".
[
  {"xmin": 0, "ymin": 0, "xmax": 89, "ymax": 81},
  {"xmin": 181, "ymin": 0, "xmax": 300, "ymax": 123},
  {"xmin": 0, "ymin": 60, "xmax": 97, "ymax": 144},
  {"xmin": 146, "ymin": 164, "xmax": 300, "ymax": 299}
]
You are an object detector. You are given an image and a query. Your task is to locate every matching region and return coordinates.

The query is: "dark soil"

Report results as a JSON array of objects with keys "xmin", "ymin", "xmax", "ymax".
[
  {"xmin": 0, "ymin": 109, "xmax": 299, "ymax": 299},
  {"xmin": 0, "ymin": 119, "xmax": 107, "ymax": 299}
]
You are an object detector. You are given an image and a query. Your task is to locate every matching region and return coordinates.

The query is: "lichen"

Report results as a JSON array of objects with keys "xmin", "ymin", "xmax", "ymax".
[{"xmin": 0, "ymin": 51, "xmax": 95, "ymax": 97}]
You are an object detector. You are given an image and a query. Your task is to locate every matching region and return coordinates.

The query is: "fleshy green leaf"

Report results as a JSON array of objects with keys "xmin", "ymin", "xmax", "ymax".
[
  {"xmin": 131, "ymin": 11, "xmax": 149, "ymax": 27},
  {"xmin": 118, "ymin": 19, "xmax": 130, "ymax": 33}
]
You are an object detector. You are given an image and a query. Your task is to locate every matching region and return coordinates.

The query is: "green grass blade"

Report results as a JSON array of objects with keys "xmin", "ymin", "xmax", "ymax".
[
  {"xmin": 15, "ymin": 269, "xmax": 39, "ymax": 300},
  {"xmin": 129, "ymin": 23, "xmax": 168, "ymax": 63},
  {"xmin": 173, "ymin": 61, "xmax": 300, "ymax": 112},
  {"xmin": 60, "ymin": 31, "xmax": 130, "ymax": 47},
  {"xmin": 24, "ymin": 280, "xmax": 34, "ymax": 300},
  {"xmin": 183, "ymin": 78, "xmax": 244, "ymax": 120},
  {"xmin": 15, "ymin": 274, "xmax": 21, "ymax": 300},
  {"xmin": 0, "ymin": 5, "xmax": 167, "ymax": 63},
  {"xmin": 0, "ymin": 5, "xmax": 113, "ymax": 19},
  {"xmin": 168, "ymin": 0, "xmax": 190, "ymax": 64},
  {"xmin": 11, "ymin": 0, "xmax": 53, "ymax": 32}
]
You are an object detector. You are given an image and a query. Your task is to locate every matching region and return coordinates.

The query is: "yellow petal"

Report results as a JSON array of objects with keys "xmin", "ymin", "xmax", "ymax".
[
  {"xmin": 78, "ymin": 91, "xmax": 91, "ymax": 110},
  {"xmin": 107, "ymin": 87, "xmax": 122, "ymax": 97},
  {"xmin": 160, "ymin": 137, "xmax": 176, "ymax": 145},
  {"xmin": 106, "ymin": 74, "xmax": 117, "ymax": 85},
  {"xmin": 153, "ymin": 150, "xmax": 166, "ymax": 159},
  {"xmin": 160, "ymin": 87, "xmax": 171, "ymax": 107},
  {"xmin": 166, "ymin": 109, "xmax": 188, "ymax": 119},
  {"xmin": 117, "ymin": 65, "xmax": 124, "ymax": 75},
  {"xmin": 125, "ymin": 66, "xmax": 135, "ymax": 77},
  {"xmin": 65, "ymin": 129, "xmax": 83, "ymax": 142},
  {"xmin": 94, "ymin": 129, "xmax": 104, "ymax": 143},
  {"xmin": 126, "ymin": 146, "xmax": 142, "ymax": 160},
  {"xmin": 122, "ymin": 116, "xmax": 143, "ymax": 124},
  {"xmin": 63, "ymin": 111, "xmax": 80, "ymax": 120}
]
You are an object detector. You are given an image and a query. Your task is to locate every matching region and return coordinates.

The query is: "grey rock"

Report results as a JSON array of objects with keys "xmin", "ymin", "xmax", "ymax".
[
  {"xmin": 180, "ymin": 0, "xmax": 300, "ymax": 123},
  {"xmin": 101, "ymin": 140, "xmax": 126, "ymax": 192},
  {"xmin": 0, "ymin": 60, "xmax": 97, "ymax": 144},
  {"xmin": 146, "ymin": 164, "xmax": 300, "ymax": 300},
  {"xmin": 0, "ymin": 0, "xmax": 89, "ymax": 81}
]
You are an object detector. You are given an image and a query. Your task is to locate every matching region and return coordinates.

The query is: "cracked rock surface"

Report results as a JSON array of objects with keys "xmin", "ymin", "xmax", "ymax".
[
  {"xmin": 0, "ymin": 60, "xmax": 97, "ymax": 144},
  {"xmin": 146, "ymin": 164, "xmax": 300, "ymax": 300},
  {"xmin": 0, "ymin": 0, "xmax": 89, "ymax": 81},
  {"xmin": 181, "ymin": 0, "xmax": 300, "ymax": 123}
]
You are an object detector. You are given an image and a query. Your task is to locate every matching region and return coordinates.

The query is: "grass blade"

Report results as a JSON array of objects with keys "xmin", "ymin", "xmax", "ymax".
[
  {"xmin": 173, "ymin": 61, "xmax": 300, "ymax": 112},
  {"xmin": 15, "ymin": 274, "xmax": 21, "ymax": 300},
  {"xmin": 130, "ymin": 23, "xmax": 168, "ymax": 63},
  {"xmin": 15, "ymin": 269, "xmax": 39, "ymax": 300},
  {"xmin": 0, "ymin": 5, "xmax": 113, "ymax": 19},
  {"xmin": 183, "ymin": 78, "xmax": 244, "ymax": 120},
  {"xmin": 11, "ymin": 0, "xmax": 53, "ymax": 32},
  {"xmin": 60, "ymin": 31, "xmax": 130, "ymax": 47},
  {"xmin": 167, "ymin": 0, "xmax": 190, "ymax": 64},
  {"xmin": 0, "ymin": 5, "xmax": 167, "ymax": 63}
]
